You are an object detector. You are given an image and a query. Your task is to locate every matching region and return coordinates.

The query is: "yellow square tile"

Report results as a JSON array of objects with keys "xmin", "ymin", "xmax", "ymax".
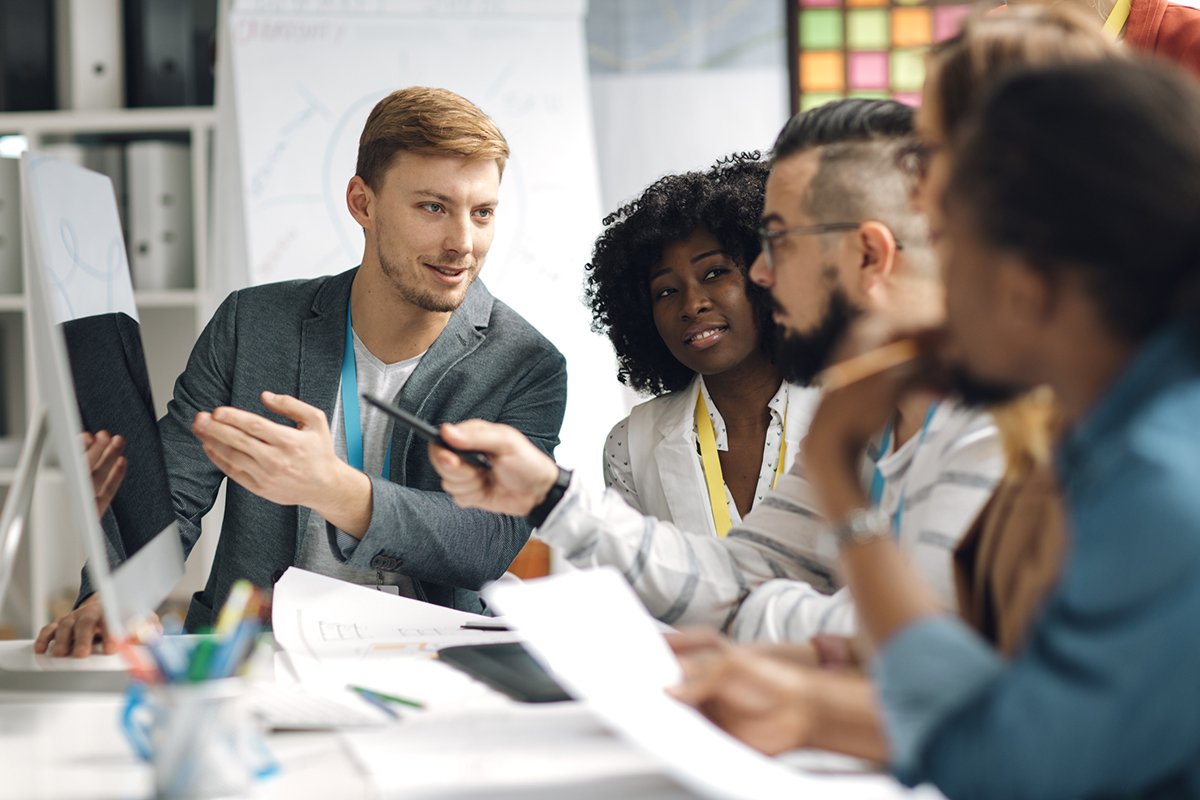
[
  {"xmin": 892, "ymin": 7, "xmax": 933, "ymax": 47},
  {"xmin": 800, "ymin": 51, "xmax": 845, "ymax": 93}
]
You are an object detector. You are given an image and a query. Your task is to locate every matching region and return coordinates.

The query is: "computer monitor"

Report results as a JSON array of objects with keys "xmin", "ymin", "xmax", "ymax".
[{"xmin": 0, "ymin": 152, "xmax": 183, "ymax": 643}]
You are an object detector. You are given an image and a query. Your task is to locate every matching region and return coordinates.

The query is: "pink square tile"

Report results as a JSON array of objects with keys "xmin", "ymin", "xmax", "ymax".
[
  {"xmin": 893, "ymin": 92, "xmax": 923, "ymax": 107},
  {"xmin": 799, "ymin": 0, "xmax": 841, "ymax": 6},
  {"xmin": 934, "ymin": 5, "xmax": 972, "ymax": 41},
  {"xmin": 848, "ymin": 51, "xmax": 889, "ymax": 90}
]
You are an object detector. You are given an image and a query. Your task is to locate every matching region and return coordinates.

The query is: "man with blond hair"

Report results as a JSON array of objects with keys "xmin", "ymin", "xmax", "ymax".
[{"xmin": 39, "ymin": 87, "xmax": 567, "ymax": 650}]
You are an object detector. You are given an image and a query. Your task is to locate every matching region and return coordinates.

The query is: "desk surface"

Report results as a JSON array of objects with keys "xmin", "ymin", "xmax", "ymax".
[
  {"xmin": 0, "ymin": 640, "xmax": 938, "ymax": 800},
  {"xmin": 0, "ymin": 689, "xmax": 372, "ymax": 800}
]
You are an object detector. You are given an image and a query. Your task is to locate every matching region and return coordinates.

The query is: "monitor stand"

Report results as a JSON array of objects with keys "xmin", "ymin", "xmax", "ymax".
[{"xmin": 0, "ymin": 409, "xmax": 48, "ymax": 623}]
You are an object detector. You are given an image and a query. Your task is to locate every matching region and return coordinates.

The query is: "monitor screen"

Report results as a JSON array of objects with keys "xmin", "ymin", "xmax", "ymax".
[{"xmin": 16, "ymin": 152, "xmax": 183, "ymax": 637}]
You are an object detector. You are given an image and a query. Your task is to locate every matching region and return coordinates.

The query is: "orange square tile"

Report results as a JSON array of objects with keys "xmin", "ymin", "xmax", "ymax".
[
  {"xmin": 892, "ymin": 7, "xmax": 933, "ymax": 47},
  {"xmin": 800, "ymin": 51, "xmax": 845, "ymax": 93}
]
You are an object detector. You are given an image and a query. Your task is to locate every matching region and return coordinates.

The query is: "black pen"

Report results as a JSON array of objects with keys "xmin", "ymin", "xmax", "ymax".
[
  {"xmin": 460, "ymin": 621, "xmax": 512, "ymax": 632},
  {"xmin": 362, "ymin": 393, "xmax": 493, "ymax": 470}
]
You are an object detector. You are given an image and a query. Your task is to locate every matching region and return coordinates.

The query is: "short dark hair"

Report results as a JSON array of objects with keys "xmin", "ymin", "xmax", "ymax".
[
  {"xmin": 947, "ymin": 59, "xmax": 1200, "ymax": 343},
  {"xmin": 583, "ymin": 153, "xmax": 774, "ymax": 396},
  {"xmin": 772, "ymin": 98, "xmax": 915, "ymax": 162},
  {"xmin": 773, "ymin": 99, "xmax": 928, "ymax": 271}
]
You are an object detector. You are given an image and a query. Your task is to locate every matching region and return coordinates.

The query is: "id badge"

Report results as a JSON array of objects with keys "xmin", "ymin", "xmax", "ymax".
[{"xmin": 372, "ymin": 584, "xmax": 400, "ymax": 596}]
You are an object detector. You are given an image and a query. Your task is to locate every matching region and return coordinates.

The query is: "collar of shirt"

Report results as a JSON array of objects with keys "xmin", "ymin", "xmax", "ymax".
[
  {"xmin": 696, "ymin": 375, "xmax": 789, "ymax": 452},
  {"xmin": 1057, "ymin": 317, "xmax": 1200, "ymax": 485},
  {"xmin": 352, "ymin": 328, "xmax": 425, "ymax": 373}
]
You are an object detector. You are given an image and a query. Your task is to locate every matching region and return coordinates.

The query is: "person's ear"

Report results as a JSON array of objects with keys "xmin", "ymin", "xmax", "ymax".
[
  {"xmin": 854, "ymin": 221, "xmax": 900, "ymax": 292},
  {"xmin": 346, "ymin": 176, "xmax": 374, "ymax": 231}
]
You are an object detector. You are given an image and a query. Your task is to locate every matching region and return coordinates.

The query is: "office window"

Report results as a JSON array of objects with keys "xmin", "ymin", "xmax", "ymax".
[{"xmin": 789, "ymin": 0, "xmax": 984, "ymax": 111}]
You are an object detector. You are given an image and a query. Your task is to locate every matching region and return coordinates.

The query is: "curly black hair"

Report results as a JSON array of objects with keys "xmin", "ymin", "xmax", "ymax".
[{"xmin": 583, "ymin": 152, "xmax": 776, "ymax": 396}]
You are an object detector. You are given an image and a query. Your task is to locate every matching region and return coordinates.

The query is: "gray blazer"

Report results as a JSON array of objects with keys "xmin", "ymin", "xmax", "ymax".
[{"xmin": 159, "ymin": 268, "xmax": 566, "ymax": 630}]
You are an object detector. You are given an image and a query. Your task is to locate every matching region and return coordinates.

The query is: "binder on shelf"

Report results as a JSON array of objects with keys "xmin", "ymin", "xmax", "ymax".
[
  {"xmin": 0, "ymin": 0, "xmax": 56, "ymax": 112},
  {"xmin": 55, "ymin": 0, "xmax": 124, "ymax": 110},
  {"xmin": 125, "ymin": 0, "xmax": 197, "ymax": 107},
  {"xmin": 0, "ymin": 156, "xmax": 19, "ymax": 295},
  {"xmin": 126, "ymin": 141, "xmax": 193, "ymax": 291},
  {"xmin": 192, "ymin": 0, "xmax": 218, "ymax": 106},
  {"xmin": 0, "ymin": 324, "xmax": 7, "ymax": 440}
]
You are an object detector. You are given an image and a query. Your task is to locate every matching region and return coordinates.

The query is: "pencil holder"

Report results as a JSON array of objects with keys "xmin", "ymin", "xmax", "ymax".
[{"xmin": 121, "ymin": 678, "xmax": 277, "ymax": 799}]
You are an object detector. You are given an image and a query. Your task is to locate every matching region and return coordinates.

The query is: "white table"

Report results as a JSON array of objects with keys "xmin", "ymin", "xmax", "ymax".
[
  {"xmin": 0, "ymin": 688, "xmax": 371, "ymax": 800},
  {"xmin": 0, "ymin": 640, "xmax": 938, "ymax": 800}
]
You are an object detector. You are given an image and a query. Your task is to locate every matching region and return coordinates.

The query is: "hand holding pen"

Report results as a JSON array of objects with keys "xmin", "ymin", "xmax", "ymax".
[{"xmin": 429, "ymin": 420, "xmax": 563, "ymax": 519}]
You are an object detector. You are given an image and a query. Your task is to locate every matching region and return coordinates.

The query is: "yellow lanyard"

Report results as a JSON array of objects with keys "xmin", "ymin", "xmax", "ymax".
[
  {"xmin": 1104, "ymin": 0, "xmax": 1133, "ymax": 37},
  {"xmin": 695, "ymin": 388, "xmax": 788, "ymax": 538}
]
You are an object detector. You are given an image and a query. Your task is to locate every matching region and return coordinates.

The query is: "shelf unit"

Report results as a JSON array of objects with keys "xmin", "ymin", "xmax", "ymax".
[{"xmin": 0, "ymin": 106, "xmax": 218, "ymax": 637}]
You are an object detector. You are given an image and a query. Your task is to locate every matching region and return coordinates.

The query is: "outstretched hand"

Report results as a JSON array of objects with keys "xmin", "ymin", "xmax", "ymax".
[
  {"xmin": 430, "ymin": 420, "xmax": 560, "ymax": 518},
  {"xmin": 193, "ymin": 391, "xmax": 371, "ymax": 534},
  {"xmin": 669, "ymin": 642, "xmax": 818, "ymax": 756}
]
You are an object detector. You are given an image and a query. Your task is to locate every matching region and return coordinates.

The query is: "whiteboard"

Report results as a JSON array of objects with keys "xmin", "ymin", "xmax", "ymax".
[{"xmin": 219, "ymin": 0, "xmax": 623, "ymax": 481}]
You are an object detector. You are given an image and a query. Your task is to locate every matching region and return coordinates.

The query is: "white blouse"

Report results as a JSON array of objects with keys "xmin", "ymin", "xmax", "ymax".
[{"xmin": 603, "ymin": 377, "xmax": 791, "ymax": 529}]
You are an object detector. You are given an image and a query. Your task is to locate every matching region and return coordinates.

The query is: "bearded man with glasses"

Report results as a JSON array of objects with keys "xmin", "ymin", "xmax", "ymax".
[{"xmin": 429, "ymin": 99, "xmax": 1005, "ymax": 648}]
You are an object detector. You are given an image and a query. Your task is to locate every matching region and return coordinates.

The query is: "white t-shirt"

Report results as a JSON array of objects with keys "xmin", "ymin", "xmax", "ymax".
[{"xmin": 295, "ymin": 328, "xmax": 424, "ymax": 595}]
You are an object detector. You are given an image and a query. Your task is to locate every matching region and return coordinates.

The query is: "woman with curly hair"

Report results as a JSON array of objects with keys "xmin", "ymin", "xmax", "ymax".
[{"xmin": 585, "ymin": 154, "xmax": 819, "ymax": 538}]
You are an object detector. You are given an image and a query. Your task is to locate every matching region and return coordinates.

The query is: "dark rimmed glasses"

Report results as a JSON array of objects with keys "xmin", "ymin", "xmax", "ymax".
[{"xmin": 757, "ymin": 223, "xmax": 860, "ymax": 272}]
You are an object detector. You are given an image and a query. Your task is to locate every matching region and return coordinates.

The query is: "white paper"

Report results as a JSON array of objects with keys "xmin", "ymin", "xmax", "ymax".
[
  {"xmin": 486, "ymin": 568, "xmax": 931, "ymax": 800},
  {"xmin": 343, "ymin": 702, "xmax": 692, "ymax": 800},
  {"xmin": 271, "ymin": 567, "xmax": 517, "ymax": 660}
]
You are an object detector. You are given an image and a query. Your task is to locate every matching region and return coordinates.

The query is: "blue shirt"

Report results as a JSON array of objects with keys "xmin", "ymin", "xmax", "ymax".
[{"xmin": 875, "ymin": 318, "xmax": 1200, "ymax": 799}]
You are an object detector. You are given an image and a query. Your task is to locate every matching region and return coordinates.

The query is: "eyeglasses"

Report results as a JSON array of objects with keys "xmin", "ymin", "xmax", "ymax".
[{"xmin": 757, "ymin": 223, "xmax": 860, "ymax": 272}]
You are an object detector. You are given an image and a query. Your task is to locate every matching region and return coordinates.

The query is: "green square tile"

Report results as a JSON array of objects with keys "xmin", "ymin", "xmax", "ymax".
[
  {"xmin": 849, "ymin": 90, "xmax": 890, "ymax": 100},
  {"xmin": 890, "ymin": 48, "xmax": 926, "ymax": 92},
  {"xmin": 895, "ymin": 0, "xmax": 924, "ymax": 5},
  {"xmin": 847, "ymin": 9, "xmax": 889, "ymax": 49},
  {"xmin": 799, "ymin": 92, "xmax": 845, "ymax": 111},
  {"xmin": 799, "ymin": 9, "xmax": 844, "ymax": 49}
]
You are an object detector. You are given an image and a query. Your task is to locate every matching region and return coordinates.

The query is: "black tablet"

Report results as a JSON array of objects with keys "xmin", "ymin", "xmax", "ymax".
[{"xmin": 438, "ymin": 642, "xmax": 572, "ymax": 704}]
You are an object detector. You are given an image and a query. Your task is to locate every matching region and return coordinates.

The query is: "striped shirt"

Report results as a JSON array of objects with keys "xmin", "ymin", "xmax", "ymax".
[{"xmin": 536, "ymin": 402, "xmax": 1002, "ymax": 640}]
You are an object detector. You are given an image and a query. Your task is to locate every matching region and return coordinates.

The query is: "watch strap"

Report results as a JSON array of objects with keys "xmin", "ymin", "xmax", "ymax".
[{"xmin": 527, "ymin": 466, "xmax": 573, "ymax": 528}]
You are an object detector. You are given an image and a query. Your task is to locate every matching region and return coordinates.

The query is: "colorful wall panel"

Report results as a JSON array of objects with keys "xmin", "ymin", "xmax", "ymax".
[{"xmin": 789, "ymin": 0, "xmax": 980, "ymax": 112}]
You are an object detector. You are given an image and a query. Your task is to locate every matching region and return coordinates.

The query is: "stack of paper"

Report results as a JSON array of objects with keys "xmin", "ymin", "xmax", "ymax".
[
  {"xmin": 271, "ymin": 567, "xmax": 518, "ymax": 662},
  {"xmin": 484, "ymin": 568, "xmax": 937, "ymax": 800}
]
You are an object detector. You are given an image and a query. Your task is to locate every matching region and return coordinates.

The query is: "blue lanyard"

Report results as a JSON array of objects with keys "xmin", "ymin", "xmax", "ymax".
[
  {"xmin": 869, "ymin": 403, "xmax": 939, "ymax": 533},
  {"xmin": 341, "ymin": 302, "xmax": 392, "ymax": 477},
  {"xmin": 869, "ymin": 421, "xmax": 893, "ymax": 507}
]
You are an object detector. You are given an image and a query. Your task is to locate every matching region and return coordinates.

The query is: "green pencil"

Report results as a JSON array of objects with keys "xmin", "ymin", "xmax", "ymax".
[{"xmin": 347, "ymin": 684, "xmax": 425, "ymax": 710}]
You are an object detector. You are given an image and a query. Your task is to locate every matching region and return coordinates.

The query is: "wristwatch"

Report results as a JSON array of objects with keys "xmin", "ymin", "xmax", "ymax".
[
  {"xmin": 527, "ymin": 466, "xmax": 573, "ymax": 528},
  {"xmin": 832, "ymin": 507, "xmax": 891, "ymax": 548}
]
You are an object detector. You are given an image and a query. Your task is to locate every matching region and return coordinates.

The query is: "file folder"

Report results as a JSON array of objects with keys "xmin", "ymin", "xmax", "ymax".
[
  {"xmin": 55, "ymin": 0, "xmax": 125, "ymax": 110},
  {"xmin": 125, "ymin": 0, "xmax": 196, "ymax": 107},
  {"xmin": 0, "ymin": 0, "xmax": 56, "ymax": 111},
  {"xmin": 191, "ymin": 0, "xmax": 217, "ymax": 106},
  {"xmin": 126, "ymin": 141, "xmax": 193, "ymax": 290},
  {"xmin": 0, "ymin": 156, "xmax": 19, "ymax": 294}
]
